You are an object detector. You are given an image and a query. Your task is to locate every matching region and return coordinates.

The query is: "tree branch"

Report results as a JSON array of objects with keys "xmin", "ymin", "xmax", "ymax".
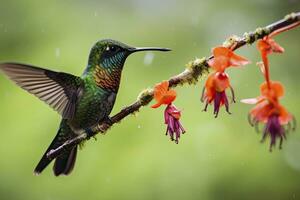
[{"xmin": 47, "ymin": 12, "xmax": 300, "ymax": 160}]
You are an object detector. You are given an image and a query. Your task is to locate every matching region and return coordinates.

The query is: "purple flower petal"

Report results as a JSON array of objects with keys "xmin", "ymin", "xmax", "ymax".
[
  {"xmin": 202, "ymin": 90, "xmax": 232, "ymax": 118},
  {"xmin": 164, "ymin": 104, "xmax": 186, "ymax": 143},
  {"xmin": 263, "ymin": 114, "xmax": 286, "ymax": 151}
]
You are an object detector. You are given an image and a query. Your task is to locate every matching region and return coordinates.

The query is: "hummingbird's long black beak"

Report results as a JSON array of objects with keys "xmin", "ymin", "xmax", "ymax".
[{"xmin": 129, "ymin": 47, "xmax": 171, "ymax": 53}]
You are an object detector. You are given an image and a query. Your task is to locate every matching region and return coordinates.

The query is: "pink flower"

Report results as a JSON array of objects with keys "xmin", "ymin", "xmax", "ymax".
[
  {"xmin": 152, "ymin": 81, "xmax": 186, "ymax": 143},
  {"xmin": 164, "ymin": 104, "xmax": 185, "ymax": 144}
]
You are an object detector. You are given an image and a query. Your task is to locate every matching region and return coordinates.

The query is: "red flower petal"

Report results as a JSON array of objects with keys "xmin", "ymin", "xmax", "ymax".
[
  {"xmin": 229, "ymin": 52, "xmax": 250, "ymax": 66},
  {"xmin": 268, "ymin": 38, "xmax": 284, "ymax": 53},
  {"xmin": 208, "ymin": 57, "xmax": 228, "ymax": 72},
  {"xmin": 153, "ymin": 81, "xmax": 169, "ymax": 101},
  {"xmin": 209, "ymin": 46, "xmax": 250, "ymax": 71},
  {"xmin": 260, "ymin": 81, "xmax": 284, "ymax": 99},
  {"xmin": 212, "ymin": 46, "xmax": 231, "ymax": 57},
  {"xmin": 151, "ymin": 81, "xmax": 177, "ymax": 108},
  {"xmin": 257, "ymin": 39, "xmax": 270, "ymax": 53},
  {"xmin": 257, "ymin": 37, "xmax": 284, "ymax": 55}
]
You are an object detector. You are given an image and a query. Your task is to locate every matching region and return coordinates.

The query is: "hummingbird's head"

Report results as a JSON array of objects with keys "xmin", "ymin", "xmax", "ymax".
[{"xmin": 87, "ymin": 39, "xmax": 171, "ymax": 70}]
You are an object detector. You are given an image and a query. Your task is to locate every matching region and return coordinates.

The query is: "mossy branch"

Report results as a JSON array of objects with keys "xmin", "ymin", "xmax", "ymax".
[{"xmin": 47, "ymin": 12, "xmax": 300, "ymax": 160}]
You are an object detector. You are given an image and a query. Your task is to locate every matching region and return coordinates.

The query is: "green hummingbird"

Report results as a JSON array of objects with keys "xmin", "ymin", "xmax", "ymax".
[{"xmin": 0, "ymin": 39, "xmax": 170, "ymax": 176}]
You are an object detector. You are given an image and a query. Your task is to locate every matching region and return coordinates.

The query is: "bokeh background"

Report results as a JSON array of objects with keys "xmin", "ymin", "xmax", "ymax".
[{"xmin": 0, "ymin": 1, "xmax": 300, "ymax": 200}]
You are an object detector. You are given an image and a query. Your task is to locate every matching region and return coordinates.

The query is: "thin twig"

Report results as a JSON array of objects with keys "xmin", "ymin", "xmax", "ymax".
[{"xmin": 47, "ymin": 12, "xmax": 300, "ymax": 160}]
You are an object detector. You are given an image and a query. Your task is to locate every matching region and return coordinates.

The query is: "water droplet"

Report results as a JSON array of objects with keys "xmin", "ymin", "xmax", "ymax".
[
  {"xmin": 143, "ymin": 52, "xmax": 154, "ymax": 66},
  {"xmin": 55, "ymin": 48, "xmax": 60, "ymax": 58}
]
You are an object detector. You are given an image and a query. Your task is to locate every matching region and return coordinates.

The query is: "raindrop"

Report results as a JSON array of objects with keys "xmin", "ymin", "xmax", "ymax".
[
  {"xmin": 143, "ymin": 52, "xmax": 154, "ymax": 66},
  {"xmin": 55, "ymin": 48, "xmax": 60, "ymax": 58}
]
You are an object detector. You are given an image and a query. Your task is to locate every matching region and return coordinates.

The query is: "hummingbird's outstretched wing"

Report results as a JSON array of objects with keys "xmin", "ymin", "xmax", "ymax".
[{"xmin": 0, "ymin": 63, "xmax": 83, "ymax": 119}]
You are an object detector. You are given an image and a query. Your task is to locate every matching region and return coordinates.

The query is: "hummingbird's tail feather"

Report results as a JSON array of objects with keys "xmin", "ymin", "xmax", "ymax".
[
  {"xmin": 53, "ymin": 146, "xmax": 77, "ymax": 176},
  {"xmin": 34, "ymin": 120, "xmax": 78, "ymax": 176}
]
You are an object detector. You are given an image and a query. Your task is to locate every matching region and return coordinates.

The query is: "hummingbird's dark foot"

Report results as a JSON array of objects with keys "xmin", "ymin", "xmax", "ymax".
[{"xmin": 85, "ymin": 127, "xmax": 95, "ymax": 139}]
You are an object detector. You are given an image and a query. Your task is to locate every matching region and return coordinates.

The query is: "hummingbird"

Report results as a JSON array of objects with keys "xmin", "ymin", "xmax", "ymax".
[{"xmin": 0, "ymin": 39, "xmax": 170, "ymax": 176}]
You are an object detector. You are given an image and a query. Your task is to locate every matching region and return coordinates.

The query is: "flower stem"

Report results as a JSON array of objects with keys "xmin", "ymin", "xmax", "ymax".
[{"xmin": 261, "ymin": 53, "xmax": 271, "ymax": 89}]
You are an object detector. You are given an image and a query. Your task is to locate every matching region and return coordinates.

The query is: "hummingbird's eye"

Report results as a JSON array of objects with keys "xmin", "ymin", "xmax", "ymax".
[
  {"xmin": 105, "ymin": 45, "xmax": 118, "ymax": 53},
  {"xmin": 101, "ymin": 45, "xmax": 122, "ymax": 63},
  {"xmin": 110, "ymin": 46, "xmax": 117, "ymax": 52}
]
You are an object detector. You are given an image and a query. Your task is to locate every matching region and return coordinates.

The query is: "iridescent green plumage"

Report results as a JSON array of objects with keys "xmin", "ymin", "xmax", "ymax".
[{"xmin": 0, "ymin": 39, "xmax": 170, "ymax": 176}]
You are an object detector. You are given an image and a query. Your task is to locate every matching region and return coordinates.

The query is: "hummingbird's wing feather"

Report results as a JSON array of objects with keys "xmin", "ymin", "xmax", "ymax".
[{"xmin": 0, "ymin": 63, "xmax": 83, "ymax": 119}]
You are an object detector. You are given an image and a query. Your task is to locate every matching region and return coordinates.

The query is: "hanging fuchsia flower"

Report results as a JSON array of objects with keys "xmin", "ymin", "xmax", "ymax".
[
  {"xmin": 242, "ymin": 81, "xmax": 296, "ymax": 151},
  {"xmin": 152, "ymin": 81, "xmax": 185, "ymax": 143},
  {"xmin": 246, "ymin": 24, "xmax": 300, "ymax": 151},
  {"xmin": 201, "ymin": 71, "xmax": 235, "ymax": 117},
  {"xmin": 202, "ymin": 46, "xmax": 250, "ymax": 117},
  {"xmin": 164, "ymin": 104, "xmax": 186, "ymax": 144}
]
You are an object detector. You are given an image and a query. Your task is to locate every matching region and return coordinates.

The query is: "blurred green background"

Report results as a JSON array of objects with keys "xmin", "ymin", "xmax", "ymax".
[{"xmin": 0, "ymin": 1, "xmax": 299, "ymax": 200}]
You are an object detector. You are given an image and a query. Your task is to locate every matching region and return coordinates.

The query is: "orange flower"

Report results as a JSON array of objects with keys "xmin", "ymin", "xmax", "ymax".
[
  {"xmin": 242, "ymin": 81, "xmax": 295, "ymax": 151},
  {"xmin": 260, "ymin": 81, "xmax": 284, "ymax": 101},
  {"xmin": 257, "ymin": 37, "xmax": 284, "ymax": 55},
  {"xmin": 201, "ymin": 72, "xmax": 235, "ymax": 117},
  {"xmin": 244, "ymin": 22, "xmax": 300, "ymax": 151},
  {"xmin": 208, "ymin": 46, "xmax": 250, "ymax": 72},
  {"xmin": 151, "ymin": 81, "xmax": 185, "ymax": 143},
  {"xmin": 151, "ymin": 81, "xmax": 177, "ymax": 108},
  {"xmin": 242, "ymin": 81, "xmax": 287, "ymax": 121},
  {"xmin": 202, "ymin": 46, "xmax": 248, "ymax": 117}
]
